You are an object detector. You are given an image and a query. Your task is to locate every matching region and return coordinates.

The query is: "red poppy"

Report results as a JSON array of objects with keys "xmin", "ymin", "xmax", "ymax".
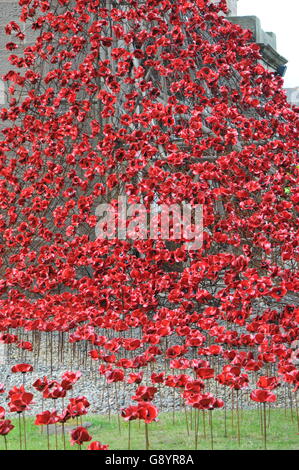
[
  {"xmin": 207, "ymin": 345, "xmax": 223, "ymax": 356},
  {"xmin": 116, "ymin": 358, "xmax": 134, "ymax": 369},
  {"xmin": 61, "ymin": 371, "xmax": 82, "ymax": 384},
  {"xmin": 0, "ymin": 420, "xmax": 14, "ymax": 436},
  {"xmin": 132, "ymin": 386, "xmax": 157, "ymax": 402},
  {"xmin": 137, "ymin": 402, "xmax": 158, "ymax": 423},
  {"xmin": 87, "ymin": 441, "xmax": 109, "ymax": 450},
  {"xmin": 170, "ymin": 358, "xmax": 191, "ymax": 370},
  {"xmin": 58, "ymin": 409, "xmax": 72, "ymax": 424},
  {"xmin": 127, "ymin": 372, "xmax": 143, "ymax": 384},
  {"xmin": 151, "ymin": 372, "xmax": 165, "ymax": 384},
  {"xmin": 0, "ymin": 334, "xmax": 18, "ymax": 344},
  {"xmin": 165, "ymin": 345, "xmax": 187, "ymax": 359},
  {"xmin": 256, "ymin": 376, "xmax": 280, "ymax": 390},
  {"xmin": 67, "ymin": 396, "xmax": 91, "ymax": 417},
  {"xmin": 0, "ymin": 0, "xmax": 298, "ymax": 440},
  {"xmin": 70, "ymin": 426, "xmax": 92, "ymax": 446},
  {"xmin": 186, "ymin": 393, "xmax": 224, "ymax": 410},
  {"xmin": 282, "ymin": 370, "xmax": 299, "ymax": 392},
  {"xmin": 121, "ymin": 405, "xmax": 139, "ymax": 421},
  {"xmin": 33, "ymin": 377, "xmax": 48, "ymax": 392},
  {"xmin": 17, "ymin": 341, "xmax": 33, "ymax": 351},
  {"xmin": 61, "ymin": 379, "xmax": 74, "ymax": 391},
  {"xmin": 35, "ymin": 410, "xmax": 59, "ymax": 426},
  {"xmin": 184, "ymin": 379, "xmax": 204, "ymax": 393},
  {"xmin": 8, "ymin": 386, "xmax": 34, "ymax": 413},
  {"xmin": 43, "ymin": 382, "xmax": 66, "ymax": 399},
  {"xmin": 11, "ymin": 363, "xmax": 33, "ymax": 373},
  {"xmin": 250, "ymin": 389, "xmax": 277, "ymax": 403},
  {"xmin": 244, "ymin": 360, "xmax": 263, "ymax": 372},
  {"xmin": 123, "ymin": 338, "xmax": 142, "ymax": 351},
  {"xmin": 89, "ymin": 350, "xmax": 100, "ymax": 360},
  {"xmin": 105, "ymin": 369, "xmax": 125, "ymax": 383},
  {"xmin": 67, "ymin": 402, "xmax": 88, "ymax": 418},
  {"xmin": 196, "ymin": 368, "xmax": 214, "ymax": 380},
  {"xmin": 70, "ymin": 396, "xmax": 91, "ymax": 409}
]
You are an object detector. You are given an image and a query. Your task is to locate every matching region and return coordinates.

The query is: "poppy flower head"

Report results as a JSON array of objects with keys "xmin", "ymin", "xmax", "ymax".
[
  {"xmin": 196, "ymin": 367, "xmax": 214, "ymax": 380},
  {"xmin": 250, "ymin": 389, "xmax": 277, "ymax": 403},
  {"xmin": 136, "ymin": 401, "xmax": 159, "ymax": 423},
  {"xmin": 151, "ymin": 372, "xmax": 165, "ymax": 384},
  {"xmin": 256, "ymin": 376, "xmax": 280, "ymax": 390},
  {"xmin": 0, "ymin": 406, "xmax": 5, "ymax": 419},
  {"xmin": 105, "ymin": 368, "xmax": 125, "ymax": 383},
  {"xmin": 35, "ymin": 410, "xmax": 59, "ymax": 426},
  {"xmin": 87, "ymin": 441, "xmax": 109, "ymax": 450},
  {"xmin": 132, "ymin": 386, "xmax": 157, "ymax": 402},
  {"xmin": 0, "ymin": 419, "xmax": 14, "ymax": 436},
  {"xmin": 121, "ymin": 405, "xmax": 139, "ymax": 421},
  {"xmin": 58, "ymin": 409, "xmax": 72, "ymax": 424},
  {"xmin": 17, "ymin": 341, "xmax": 33, "ymax": 351},
  {"xmin": 33, "ymin": 376, "xmax": 48, "ymax": 392},
  {"xmin": 127, "ymin": 372, "xmax": 143, "ymax": 384},
  {"xmin": 43, "ymin": 381, "xmax": 67, "ymax": 400},
  {"xmin": 185, "ymin": 379, "xmax": 204, "ymax": 393},
  {"xmin": 61, "ymin": 371, "xmax": 82, "ymax": 384},
  {"xmin": 70, "ymin": 426, "xmax": 92, "ymax": 446},
  {"xmin": 8, "ymin": 387, "xmax": 34, "ymax": 413},
  {"xmin": 11, "ymin": 363, "xmax": 33, "ymax": 373}
]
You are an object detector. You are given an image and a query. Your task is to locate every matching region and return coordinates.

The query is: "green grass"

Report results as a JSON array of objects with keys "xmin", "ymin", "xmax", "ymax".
[{"xmin": 0, "ymin": 408, "xmax": 298, "ymax": 450}]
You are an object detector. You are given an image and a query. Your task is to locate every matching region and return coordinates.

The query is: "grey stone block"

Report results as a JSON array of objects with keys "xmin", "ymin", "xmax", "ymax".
[
  {"xmin": 228, "ymin": 15, "xmax": 287, "ymax": 71},
  {"xmin": 228, "ymin": 15, "xmax": 277, "ymax": 49}
]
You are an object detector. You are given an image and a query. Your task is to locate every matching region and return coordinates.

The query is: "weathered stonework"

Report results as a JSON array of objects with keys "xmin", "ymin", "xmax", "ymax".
[
  {"xmin": 0, "ymin": 1, "xmax": 22, "ymax": 109},
  {"xmin": 227, "ymin": 0, "xmax": 238, "ymax": 15},
  {"xmin": 0, "ymin": 1, "xmax": 291, "ymax": 127},
  {"xmin": 0, "ymin": 2, "xmax": 22, "ymax": 65},
  {"xmin": 228, "ymin": 15, "xmax": 288, "ymax": 73},
  {"xmin": 0, "ymin": 0, "xmax": 38, "ymax": 130}
]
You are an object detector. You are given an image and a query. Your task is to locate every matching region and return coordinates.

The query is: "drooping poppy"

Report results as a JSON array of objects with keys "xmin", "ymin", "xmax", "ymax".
[{"xmin": 70, "ymin": 426, "xmax": 92, "ymax": 446}]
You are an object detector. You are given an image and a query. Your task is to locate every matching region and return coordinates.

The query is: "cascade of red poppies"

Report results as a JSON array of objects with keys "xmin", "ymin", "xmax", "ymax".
[{"xmin": 0, "ymin": 0, "xmax": 298, "ymax": 450}]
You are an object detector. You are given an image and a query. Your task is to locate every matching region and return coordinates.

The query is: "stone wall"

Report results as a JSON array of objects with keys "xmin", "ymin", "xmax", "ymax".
[
  {"xmin": 228, "ymin": 15, "xmax": 287, "ymax": 73},
  {"xmin": 0, "ymin": 1, "xmax": 21, "ymax": 105},
  {"xmin": 0, "ymin": 0, "xmax": 39, "ymax": 132},
  {"xmin": 0, "ymin": 1, "xmax": 290, "ymax": 120}
]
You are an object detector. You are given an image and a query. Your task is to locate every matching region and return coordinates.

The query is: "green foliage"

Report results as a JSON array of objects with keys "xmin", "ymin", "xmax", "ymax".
[{"xmin": 0, "ymin": 409, "xmax": 298, "ymax": 450}]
